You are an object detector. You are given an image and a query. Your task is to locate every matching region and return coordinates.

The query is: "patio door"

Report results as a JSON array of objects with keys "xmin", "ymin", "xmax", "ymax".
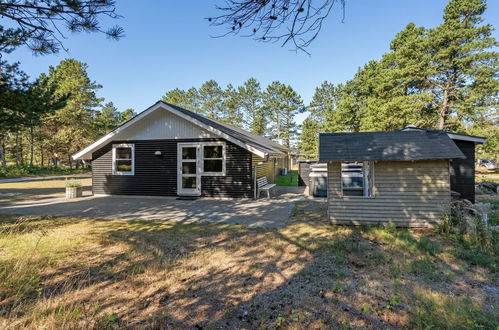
[{"xmin": 177, "ymin": 143, "xmax": 201, "ymax": 196}]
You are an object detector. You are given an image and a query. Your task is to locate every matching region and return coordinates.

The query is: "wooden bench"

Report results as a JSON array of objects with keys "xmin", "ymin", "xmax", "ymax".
[{"xmin": 257, "ymin": 177, "xmax": 276, "ymax": 199}]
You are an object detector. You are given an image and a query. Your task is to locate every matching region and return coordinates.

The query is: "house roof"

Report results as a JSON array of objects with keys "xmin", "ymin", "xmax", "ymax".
[
  {"xmin": 165, "ymin": 102, "xmax": 289, "ymax": 155},
  {"xmin": 73, "ymin": 101, "xmax": 288, "ymax": 160},
  {"xmin": 401, "ymin": 125, "xmax": 486, "ymax": 144},
  {"xmin": 319, "ymin": 130, "xmax": 466, "ymax": 162}
]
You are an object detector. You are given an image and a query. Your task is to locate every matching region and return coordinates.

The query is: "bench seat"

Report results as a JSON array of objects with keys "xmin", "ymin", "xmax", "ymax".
[{"xmin": 257, "ymin": 177, "xmax": 276, "ymax": 199}]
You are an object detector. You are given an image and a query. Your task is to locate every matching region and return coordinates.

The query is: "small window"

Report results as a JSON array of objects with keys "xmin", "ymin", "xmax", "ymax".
[
  {"xmin": 112, "ymin": 144, "xmax": 134, "ymax": 175},
  {"xmin": 202, "ymin": 144, "xmax": 225, "ymax": 175},
  {"xmin": 341, "ymin": 161, "xmax": 374, "ymax": 197}
]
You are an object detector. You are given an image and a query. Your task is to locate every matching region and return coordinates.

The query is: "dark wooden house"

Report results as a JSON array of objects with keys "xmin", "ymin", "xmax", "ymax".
[
  {"xmin": 319, "ymin": 129, "xmax": 483, "ymax": 227},
  {"xmin": 73, "ymin": 101, "xmax": 289, "ymax": 198}
]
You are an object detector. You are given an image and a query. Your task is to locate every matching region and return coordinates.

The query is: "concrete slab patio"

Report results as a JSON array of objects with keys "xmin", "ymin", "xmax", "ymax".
[{"xmin": 0, "ymin": 187, "xmax": 320, "ymax": 228}]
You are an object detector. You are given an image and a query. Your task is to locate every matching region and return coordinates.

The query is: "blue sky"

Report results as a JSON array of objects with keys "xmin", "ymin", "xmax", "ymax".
[{"xmin": 6, "ymin": 0, "xmax": 499, "ymax": 124}]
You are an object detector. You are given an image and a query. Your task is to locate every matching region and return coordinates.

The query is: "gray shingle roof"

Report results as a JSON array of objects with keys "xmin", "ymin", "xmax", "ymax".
[
  {"xmin": 401, "ymin": 125, "xmax": 486, "ymax": 144},
  {"xmin": 319, "ymin": 130, "xmax": 466, "ymax": 162},
  {"xmin": 162, "ymin": 101, "xmax": 288, "ymax": 156}
]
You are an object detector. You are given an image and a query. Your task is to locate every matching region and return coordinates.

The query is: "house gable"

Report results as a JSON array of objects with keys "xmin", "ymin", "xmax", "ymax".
[
  {"xmin": 114, "ymin": 107, "xmax": 216, "ymax": 141},
  {"xmin": 73, "ymin": 102, "xmax": 277, "ymax": 160}
]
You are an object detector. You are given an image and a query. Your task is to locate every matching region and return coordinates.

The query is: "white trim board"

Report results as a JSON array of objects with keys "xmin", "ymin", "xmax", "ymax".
[{"xmin": 72, "ymin": 102, "xmax": 283, "ymax": 160}]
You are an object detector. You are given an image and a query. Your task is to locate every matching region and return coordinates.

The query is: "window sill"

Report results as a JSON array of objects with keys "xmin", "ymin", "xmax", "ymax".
[
  {"xmin": 202, "ymin": 172, "xmax": 226, "ymax": 176},
  {"xmin": 112, "ymin": 172, "xmax": 134, "ymax": 176},
  {"xmin": 340, "ymin": 195, "xmax": 376, "ymax": 199}
]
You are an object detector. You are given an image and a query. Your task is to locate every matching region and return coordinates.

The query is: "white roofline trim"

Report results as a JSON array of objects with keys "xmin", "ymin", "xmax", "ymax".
[
  {"xmin": 72, "ymin": 102, "xmax": 274, "ymax": 160},
  {"xmin": 446, "ymin": 133, "xmax": 485, "ymax": 144},
  {"xmin": 72, "ymin": 102, "xmax": 162, "ymax": 160}
]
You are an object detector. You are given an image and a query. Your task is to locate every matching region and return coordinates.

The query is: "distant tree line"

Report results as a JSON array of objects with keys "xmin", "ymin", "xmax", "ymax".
[
  {"xmin": 0, "ymin": 59, "xmax": 135, "ymax": 168},
  {"xmin": 298, "ymin": 0, "xmax": 498, "ymax": 158},
  {"xmin": 1, "ymin": 0, "xmax": 496, "ymax": 169},
  {"xmin": 162, "ymin": 79, "xmax": 305, "ymax": 147}
]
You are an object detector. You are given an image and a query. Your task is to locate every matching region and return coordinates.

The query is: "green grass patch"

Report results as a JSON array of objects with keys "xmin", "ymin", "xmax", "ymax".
[
  {"xmin": 410, "ymin": 288, "xmax": 497, "ymax": 329},
  {"xmin": 275, "ymin": 170, "xmax": 299, "ymax": 186},
  {"xmin": 0, "ymin": 165, "xmax": 90, "ymax": 179}
]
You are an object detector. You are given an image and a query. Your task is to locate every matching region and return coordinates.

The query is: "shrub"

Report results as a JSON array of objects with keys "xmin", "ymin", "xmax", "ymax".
[
  {"xmin": 440, "ymin": 200, "xmax": 498, "ymax": 261},
  {"xmin": 0, "ymin": 165, "xmax": 90, "ymax": 178},
  {"xmin": 65, "ymin": 180, "xmax": 82, "ymax": 188}
]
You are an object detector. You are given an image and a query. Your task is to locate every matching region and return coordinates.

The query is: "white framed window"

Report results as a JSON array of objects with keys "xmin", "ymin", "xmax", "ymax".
[
  {"xmin": 202, "ymin": 142, "xmax": 226, "ymax": 176},
  {"xmin": 112, "ymin": 143, "xmax": 134, "ymax": 175},
  {"xmin": 341, "ymin": 161, "xmax": 374, "ymax": 197}
]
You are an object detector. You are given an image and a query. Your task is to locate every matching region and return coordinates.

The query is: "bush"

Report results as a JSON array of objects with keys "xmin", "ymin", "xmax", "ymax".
[
  {"xmin": 440, "ymin": 200, "xmax": 498, "ymax": 259},
  {"xmin": 0, "ymin": 165, "xmax": 90, "ymax": 178},
  {"xmin": 65, "ymin": 180, "xmax": 82, "ymax": 188}
]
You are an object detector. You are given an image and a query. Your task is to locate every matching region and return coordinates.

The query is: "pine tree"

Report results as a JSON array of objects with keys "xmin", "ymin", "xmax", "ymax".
[
  {"xmin": 94, "ymin": 102, "xmax": 120, "ymax": 136},
  {"xmin": 427, "ymin": 0, "xmax": 498, "ymax": 129},
  {"xmin": 298, "ymin": 117, "xmax": 319, "ymax": 156},
  {"xmin": 198, "ymin": 80, "xmax": 223, "ymax": 119},
  {"xmin": 119, "ymin": 108, "xmax": 136, "ymax": 125},
  {"xmin": 237, "ymin": 78, "xmax": 265, "ymax": 134},
  {"xmin": 302, "ymin": 81, "xmax": 340, "ymax": 152},
  {"xmin": 162, "ymin": 88, "xmax": 200, "ymax": 111},
  {"xmin": 42, "ymin": 58, "xmax": 103, "ymax": 166},
  {"xmin": 221, "ymin": 84, "xmax": 243, "ymax": 126},
  {"xmin": 263, "ymin": 81, "xmax": 304, "ymax": 147},
  {"xmin": 308, "ymin": 81, "xmax": 339, "ymax": 123},
  {"xmin": 327, "ymin": 0, "xmax": 497, "ymax": 133}
]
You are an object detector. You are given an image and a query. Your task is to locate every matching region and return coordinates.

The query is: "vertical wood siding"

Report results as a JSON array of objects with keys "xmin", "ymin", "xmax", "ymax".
[
  {"xmin": 252, "ymin": 155, "xmax": 275, "ymax": 183},
  {"xmin": 328, "ymin": 160, "xmax": 450, "ymax": 227},
  {"xmin": 449, "ymin": 140, "xmax": 476, "ymax": 203},
  {"xmin": 114, "ymin": 108, "xmax": 216, "ymax": 140},
  {"xmin": 92, "ymin": 138, "xmax": 252, "ymax": 198}
]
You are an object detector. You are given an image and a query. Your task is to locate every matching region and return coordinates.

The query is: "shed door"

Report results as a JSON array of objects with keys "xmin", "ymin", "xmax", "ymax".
[{"xmin": 177, "ymin": 143, "xmax": 201, "ymax": 196}]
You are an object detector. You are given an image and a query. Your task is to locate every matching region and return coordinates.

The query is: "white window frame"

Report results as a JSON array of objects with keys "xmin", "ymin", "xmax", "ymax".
[
  {"xmin": 201, "ymin": 142, "xmax": 226, "ymax": 176},
  {"xmin": 112, "ymin": 143, "xmax": 135, "ymax": 175},
  {"xmin": 340, "ymin": 160, "xmax": 374, "ymax": 198}
]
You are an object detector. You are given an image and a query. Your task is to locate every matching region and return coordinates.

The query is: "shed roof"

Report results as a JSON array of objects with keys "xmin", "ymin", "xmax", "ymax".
[
  {"xmin": 401, "ymin": 125, "xmax": 486, "ymax": 144},
  {"xmin": 319, "ymin": 130, "xmax": 466, "ymax": 162}
]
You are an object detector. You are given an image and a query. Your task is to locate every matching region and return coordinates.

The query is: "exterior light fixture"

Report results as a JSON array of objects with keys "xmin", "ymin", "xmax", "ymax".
[{"xmin": 155, "ymin": 151, "xmax": 162, "ymax": 156}]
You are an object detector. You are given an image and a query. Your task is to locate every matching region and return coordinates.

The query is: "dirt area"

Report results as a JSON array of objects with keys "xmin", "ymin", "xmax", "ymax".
[
  {"xmin": 0, "ymin": 178, "xmax": 92, "ymax": 206},
  {"xmin": 0, "ymin": 201, "xmax": 497, "ymax": 329}
]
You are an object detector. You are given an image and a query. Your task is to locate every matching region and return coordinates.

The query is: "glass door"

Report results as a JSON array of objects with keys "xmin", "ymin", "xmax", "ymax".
[{"xmin": 177, "ymin": 144, "xmax": 201, "ymax": 196}]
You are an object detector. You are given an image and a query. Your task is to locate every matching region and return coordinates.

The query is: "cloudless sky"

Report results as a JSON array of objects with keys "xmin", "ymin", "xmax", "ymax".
[{"xmin": 5, "ymin": 0, "xmax": 499, "ymax": 124}]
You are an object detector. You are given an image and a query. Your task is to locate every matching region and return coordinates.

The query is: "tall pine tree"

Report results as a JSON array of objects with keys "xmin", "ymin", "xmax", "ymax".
[{"xmin": 263, "ymin": 81, "xmax": 304, "ymax": 147}]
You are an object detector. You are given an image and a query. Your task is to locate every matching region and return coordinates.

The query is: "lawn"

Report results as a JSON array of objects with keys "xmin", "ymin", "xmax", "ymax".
[
  {"xmin": 0, "ymin": 202, "xmax": 497, "ymax": 329},
  {"xmin": 0, "ymin": 178, "xmax": 92, "ymax": 206},
  {"xmin": 0, "ymin": 165, "xmax": 91, "ymax": 179},
  {"xmin": 276, "ymin": 170, "xmax": 299, "ymax": 186},
  {"xmin": 476, "ymin": 168, "xmax": 499, "ymax": 184}
]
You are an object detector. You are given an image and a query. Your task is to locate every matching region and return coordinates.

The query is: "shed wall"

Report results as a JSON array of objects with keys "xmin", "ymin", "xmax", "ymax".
[
  {"xmin": 327, "ymin": 160, "xmax": 450, "ymax": 227},
  {"xmin": 449, "ymin": 140, "xmax": 476, "ymax": 203}
]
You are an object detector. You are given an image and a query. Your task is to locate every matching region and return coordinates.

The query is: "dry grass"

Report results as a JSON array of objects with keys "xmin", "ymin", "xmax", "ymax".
[
  {"xmin": 0, "ymin": 203, "xmax": 497, "ymax": 329},
  {"xmin": 476, "ymin": 168, "xmax": 499, "ymax": 183},
  {"xmin": 0, "ymin": 178, "xmax": 92, "ymax": 206}
]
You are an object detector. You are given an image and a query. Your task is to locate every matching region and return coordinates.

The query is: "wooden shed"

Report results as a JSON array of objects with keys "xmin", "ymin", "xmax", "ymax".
[
  {"xmin": 319, "ymin": 130, "xmax": 468, "ymax": 227},
  {"xmin": 402, "ymin": 126, "xmax": 485, "ymax": 203}
]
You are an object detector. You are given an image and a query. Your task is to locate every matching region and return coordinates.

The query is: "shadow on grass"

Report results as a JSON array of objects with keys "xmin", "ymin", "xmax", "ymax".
[{"xmin": 0, "ymin": 203, "xmax": 497, "ymax": 329}]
